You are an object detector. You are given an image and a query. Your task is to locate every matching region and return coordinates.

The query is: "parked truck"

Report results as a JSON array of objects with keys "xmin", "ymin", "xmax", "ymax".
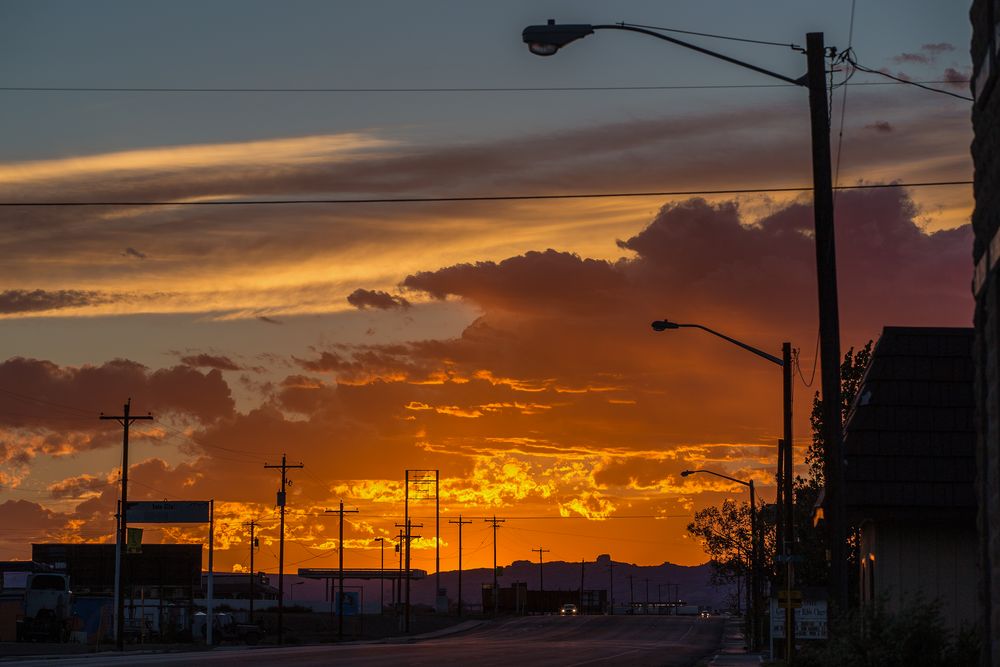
[{"xmin": 17, "ymin": 573, "xmax": 72, "ymax": 642}]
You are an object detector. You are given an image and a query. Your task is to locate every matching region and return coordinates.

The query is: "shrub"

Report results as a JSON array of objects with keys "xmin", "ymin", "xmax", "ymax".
[{"xmin": 795, "ymin": 597, "xmax": 979, "ymax": 667}]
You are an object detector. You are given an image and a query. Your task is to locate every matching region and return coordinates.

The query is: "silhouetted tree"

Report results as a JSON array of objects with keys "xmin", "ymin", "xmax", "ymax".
[{"xmin": 793, "ymin": 341, "xmax": 873, "ymax": 590}]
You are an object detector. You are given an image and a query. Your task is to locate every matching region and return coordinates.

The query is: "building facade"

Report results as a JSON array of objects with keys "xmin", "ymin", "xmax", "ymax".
[
  {"xmin": 844, "ymin": 327, "xmax": 977, "ymax": 630},
  {"xmin": 971, "ymin": 1, "xmax": 1000, "ymax": 663}
]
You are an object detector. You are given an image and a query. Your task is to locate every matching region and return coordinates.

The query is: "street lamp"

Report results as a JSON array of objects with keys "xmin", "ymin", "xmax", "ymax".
[
  {"xmin": 655, "ymin": 319, "xmax": 794, "ymax": 654},
  {"xmin": 523, "ymin": 19, "xmax": 846, "ymax": 613},
  {"xmin": 290, "ymin": 581, "xmax": 304, "ymax": 602},
  {"xmin": 682, "ymin": 468, "xmax": 758, "ymax": 648}
]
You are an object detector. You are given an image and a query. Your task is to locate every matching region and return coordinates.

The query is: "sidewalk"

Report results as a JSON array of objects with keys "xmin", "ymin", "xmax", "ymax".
[{"xmin": 708, "ymin": 618, "xmax": 763, "ymax": 666}]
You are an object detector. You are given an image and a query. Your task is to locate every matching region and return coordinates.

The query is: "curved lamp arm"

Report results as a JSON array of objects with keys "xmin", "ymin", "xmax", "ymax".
[
  {"xmin": 681, "ymin": 468, "xmax": 750, "ymax": 487},
  {"xmin": 652, "ymin": 320, "xmax": 783, "ymax": 367},
  {"xmin": 522, "ymin": 21, "xmax": 805, "ymax": 86}
]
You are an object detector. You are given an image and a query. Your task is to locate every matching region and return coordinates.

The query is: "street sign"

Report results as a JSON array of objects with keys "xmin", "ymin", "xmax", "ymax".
[
  {"xmin": 126, "ymin": 500, "xmax": 210, "ymax": 523},
  {"xmin": 777, "ymin": 589, "xmax": 802, "ymax": 608},
  {"xmin": 776, "ymin": 554, "xmax": 805, "ymax": 563}
]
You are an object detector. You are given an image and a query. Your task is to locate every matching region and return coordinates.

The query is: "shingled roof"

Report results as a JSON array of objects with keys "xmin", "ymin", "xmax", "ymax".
[{"xmin": 844, "ymin": 326, "xmax": 975, "ymax": 521}]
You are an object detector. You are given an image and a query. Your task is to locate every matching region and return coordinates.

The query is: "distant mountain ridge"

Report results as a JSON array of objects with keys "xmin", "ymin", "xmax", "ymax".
[{"xmin": 400, "ymin": 554, "xmax": 732, "ymax": 610}]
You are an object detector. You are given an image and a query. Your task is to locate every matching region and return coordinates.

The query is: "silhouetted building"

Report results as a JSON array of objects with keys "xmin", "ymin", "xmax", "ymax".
[
  {"xmin": 32, "ymin": 543, "xmax": 201, "ymax": 598},
  {"xmin": 32, "ymin": 543, "xmax": 202, "ymax": 640},
  {"xmin": 971, "ymin": 2, "xmax": 1000, "ymax": 663},
  {"xmin": 843, "ymin": 327, "xmax": 976, "ymax": 630},
  {"xmin": 199, "ymin": 573, "xmax": 279, "ymax": 600},
  {"xmin": 482, "ymin": 583, "xmax": 606, "ymax": 615}
]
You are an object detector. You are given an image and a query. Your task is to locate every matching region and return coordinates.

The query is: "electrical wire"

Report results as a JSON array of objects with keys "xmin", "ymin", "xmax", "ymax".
[
  {"xmin": 845, "ymin": 52, "xmax": 973, "ymax": 101},
  {"xmin": 617, "ymin": 22, "xmax": 799, "ymax": 49},
  {"xmin": 0, "ymin": 386, "xmax": 97, "ymax": 416},
  {"xmin": 0, "ymin": 80, "xmax": 966, "ymax": 94},
  {"xmin": 794, "ymin": 332, "xmax": 820, "ymax": 389},
  {"xmin": 0, "ymin": 180, "xmax": 972, "ymax": 208},
  {"xmin": 832, "ymin": 0, "xmax": 857, "ymax": 205}
]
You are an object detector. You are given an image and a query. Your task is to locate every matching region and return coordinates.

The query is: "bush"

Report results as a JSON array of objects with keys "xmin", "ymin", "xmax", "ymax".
[{"xmin": 795, "ymin": 597, "xmax": 979, "ymax": 667}]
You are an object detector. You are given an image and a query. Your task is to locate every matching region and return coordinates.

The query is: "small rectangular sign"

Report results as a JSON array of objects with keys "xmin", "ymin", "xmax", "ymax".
[
  {"xmin": 126, "ymin": 500, "xmax": 210, "ymax": 523},
  {"xmin": 770, "ymin": 598, "xmax": 827, "ymax": 639},
  {"xmin": 126, "ymin": 527, "xmax": 143, "ymax": 553}
]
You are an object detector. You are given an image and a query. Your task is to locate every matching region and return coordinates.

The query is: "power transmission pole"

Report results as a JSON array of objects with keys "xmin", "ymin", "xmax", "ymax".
[
  {"xmin": 395, "ymin": 520, "xmax": 421, "ymax": 632},
  {"xmin": 264, "ymin": 453, "xmax": 302, "ymax": 645},
  {"xmin": 435, "ymin": 470, "xmax": 440, "ymax": 604},
  {"xmin": 485, "ymin": 516, "xmax": 505, "ymax": 616},
  {"xmin": 448, "ymin": 515, "xmax": 472, "ymax": 616},
  {"xmin": 394, "ymin": 528, "xmax": 404, "ymax": 613},
  {"xmin": 325, "ymin": 501, "xmax": 359, "ymax": 640},
  {"xmin": 244, "ymin": 520, "xmax": 258, "ymax": 624},
  {"xmin": 374, "ymin": 537, "xmax": 385, "ymax": 615},
  {"xmin": 531, "ymin": 547, "xmax": 549, "ymax": 594},
  {"xmin": 804, "ymin": 31, "xmax": 846, "ymax": 614},
  {"xmin": 100, "ymin": 398, "xmax": 153, "ymax": 651}
]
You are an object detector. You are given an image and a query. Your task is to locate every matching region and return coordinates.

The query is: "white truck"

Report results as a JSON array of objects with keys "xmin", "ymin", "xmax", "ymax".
[{"xmin": 17, "ymin": 573, "xmax": 72, "ymax": 642}]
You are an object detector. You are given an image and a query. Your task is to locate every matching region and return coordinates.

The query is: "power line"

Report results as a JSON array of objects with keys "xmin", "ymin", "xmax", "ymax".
[
  {"xmin": 0, "ymin": 180, "xmax": 971, "ymax": 208},
  {"xmin": 0, "ymin": 80, "xmax": 966, "ymax": 94},
  {"xmin": 618, "ymin": 22, "xmax": 799, "ymax": 49},
  {"xmin": 845, "ymin": 52, "xmax": 974, "ymax": 102}
]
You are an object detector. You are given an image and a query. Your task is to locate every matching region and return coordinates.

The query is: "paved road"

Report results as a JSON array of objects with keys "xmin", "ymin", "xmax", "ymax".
[{"xmin": 9, "ymin": 615, "xmax": 725, "ymax": 667}]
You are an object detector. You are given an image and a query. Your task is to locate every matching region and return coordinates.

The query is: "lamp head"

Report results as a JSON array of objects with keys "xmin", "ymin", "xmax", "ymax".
[
  {"xmin": 522, "ymin": 20, "xmax": 594, "ymax": 56},
  {"xmin": 680, "ymin": 470, "xmax": 693, "ymax": 477},
  {"xmin": 651, "ymin": 319, "xmax": 680, "ymax": 331}
]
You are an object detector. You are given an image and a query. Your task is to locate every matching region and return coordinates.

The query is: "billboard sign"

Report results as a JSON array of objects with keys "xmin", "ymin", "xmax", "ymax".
[
  {"xmin": 126, "ymin": 501, "xmax": 210, "ymax": 523},
  {"xmin": 336, "ymin": 591, "xmax": 360, "ymax": 616}
]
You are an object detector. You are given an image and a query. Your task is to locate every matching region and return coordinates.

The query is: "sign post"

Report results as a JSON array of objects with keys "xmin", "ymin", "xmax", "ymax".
[{"xmin": 124, "ymin": 500, "xmax": 214, "ymax": 645}]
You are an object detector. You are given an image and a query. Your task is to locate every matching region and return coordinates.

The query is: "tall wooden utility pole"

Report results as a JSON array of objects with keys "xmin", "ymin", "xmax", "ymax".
[
  {"xmin": 243, "ymin": 520, "xmax": 258, "ymax": 624},
  {"xmin": 264, "ymin": 453, "xmax": 302, "ymax": 645},
  {"xmin": 531, "ymin": 547, "xmax": 550, "ymax": 594},
  {"xmin": 395, "ymin": 519, "xmax": 421, "ymax": 632},
  {"xmin": 100, "ymin": 398, "xmax": 153, "ymax": 651},
  {"xmin": 805, "ymin": 31, "xmax": 846, "ymax": 615},
  {"xmin": 394, "ymin": 528, "xmax": 404, "ymax": 612},
  {"xmin": 485, "ymin": 516, "xmax": 505, "ymax": 615},
  {"xmin": 374, "ymin": 537, "xmax": 386, "ymax": 614},
  {"xmin": 326, "ymin": 501, "xmax": 358, "ymax": 640},
  {"xmin": 448, "ymin": 515, "xmax": 472, "ymax": 615}
]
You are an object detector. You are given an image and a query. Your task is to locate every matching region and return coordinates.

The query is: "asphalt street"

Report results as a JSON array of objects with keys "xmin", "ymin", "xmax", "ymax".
[{"xmin": 7, "ymin": 615, "xmax": 727, "ymax": 667}]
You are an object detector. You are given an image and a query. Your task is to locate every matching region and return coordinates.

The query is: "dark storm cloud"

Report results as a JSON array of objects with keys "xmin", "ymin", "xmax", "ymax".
[
  {"xmin": 346, "ymin": 288, "xmax": 410, "ymax": 310},
  {"xmin": 943, "ymin": 68, "xmax": 971, "ymax": 87},
  {"xmin": 180, "ymin": 353, "xmax": 242, "ymax": 371},
  {"xmin": 0, "ymin": 289, "xmax": 112, "ymax": 314},
  {"xmin": 893, "ymin": 52, "xmax": 930, "ymax": 65},
  {"xmin": 0, "ymin": 357, "xmax": 236, "ymax": 431},
  {"xmin": 921, "ymin": 43, "xmax": 954, "ymax": 54},
  {"xmin": 866, "ymin": 121, "xmax": 893, "ymax": 133}
]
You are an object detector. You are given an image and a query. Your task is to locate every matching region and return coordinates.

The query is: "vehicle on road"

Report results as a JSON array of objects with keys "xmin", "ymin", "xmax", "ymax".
[
  {"xmin": 560, "ymin": 603, "xmax": 578, "ymax": 615},
  {"xmin": 17, "ymin": 573, "xmax": 72, "ymax": 642}
]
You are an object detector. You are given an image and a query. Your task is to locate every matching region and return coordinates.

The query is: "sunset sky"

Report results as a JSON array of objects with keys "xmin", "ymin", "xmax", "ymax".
[{"xmin": 0, "ymin": 1, "xmax": 975, "ymax": 578}]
